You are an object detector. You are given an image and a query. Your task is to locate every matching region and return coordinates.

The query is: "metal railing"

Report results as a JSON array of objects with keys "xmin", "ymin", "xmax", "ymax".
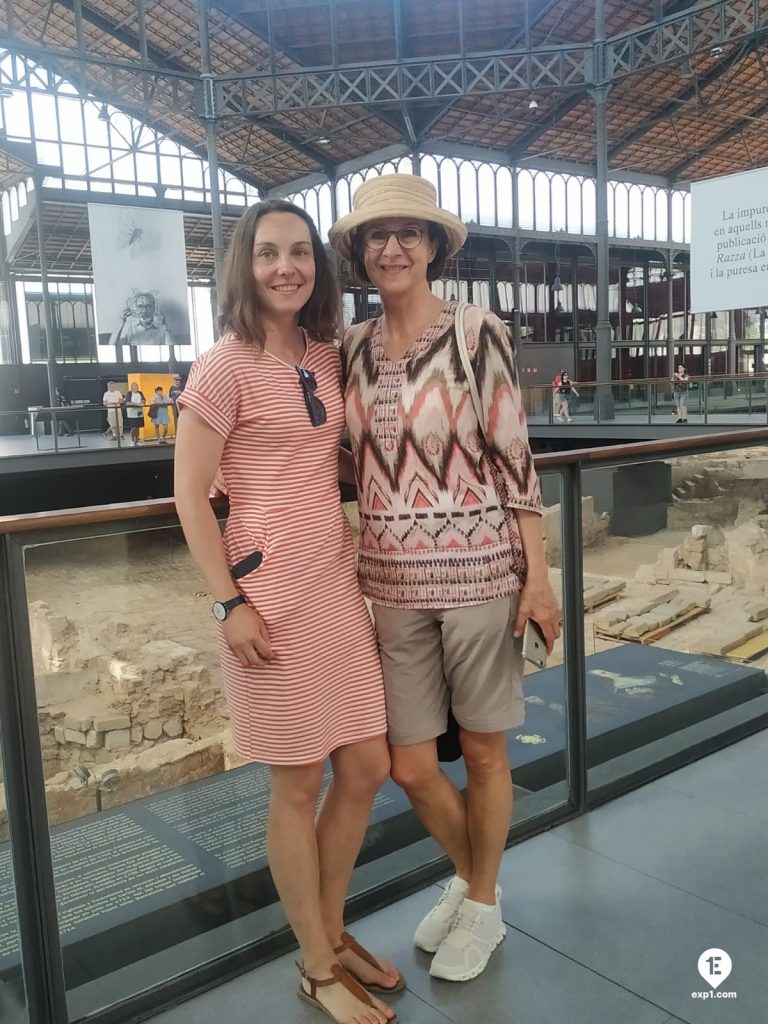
[
  {"xmin": 0, "ymin": 402, "xmax": 179, "ymax": 455},
  {"xmin": 1, "ymin": 376, "xmax": 767, "ymax": 460},
  {"xmin": 526, "ymin": 375, "xmax": 768, "ymax": 426}
]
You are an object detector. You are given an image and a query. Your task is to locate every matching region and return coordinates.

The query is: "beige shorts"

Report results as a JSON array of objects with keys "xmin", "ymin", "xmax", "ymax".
[{"xmin": 371, "ymin": 594, "xmax": 525, "ymax": 746}]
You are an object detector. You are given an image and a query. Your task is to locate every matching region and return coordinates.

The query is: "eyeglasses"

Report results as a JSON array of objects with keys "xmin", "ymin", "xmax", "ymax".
[
  {"xmin": 362, "ymin": 226, "xmax": 424, "ymax": 251},
  {"xmin": 296, "ymin": 366, "xmax": 327, "ymax": 427}
]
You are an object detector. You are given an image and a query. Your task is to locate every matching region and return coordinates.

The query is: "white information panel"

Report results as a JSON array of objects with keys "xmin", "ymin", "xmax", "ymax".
[{"xmin": 690, "ymin": 166, "xmax": 768, "ymax": 313}]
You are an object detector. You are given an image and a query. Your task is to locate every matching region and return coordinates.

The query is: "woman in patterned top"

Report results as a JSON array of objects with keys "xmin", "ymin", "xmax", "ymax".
[{"xmin": 330, "ymin": 175, "xmax": 560, "ymax": 984}]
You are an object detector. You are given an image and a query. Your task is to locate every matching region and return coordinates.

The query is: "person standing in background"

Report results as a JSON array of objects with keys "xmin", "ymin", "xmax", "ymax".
[
  {"xmin": 671, "ymin": 364, "xmax": 690, "ymax": 423},
  {"xmin": 102, "ymin": 381, "xmax": 124, "ymax": 441},
  {"xmin": 54, "ymin": 385, "xmax": 75, "ymax": 436},
  {"xmin": 550, "ymin": 372, "xmax": 563, "ymax": 420},
  {"xmin": 125, "ymin": 382, "xmax": 146, "ymax": 446},
  {"xmin": 555, "ymin": 371, "xmax": 579, "ymax": 423},
  {"xmin": 169, "ymin": 373, "xmax": 184, "ymax": 435},
  {"xmin": 150, "ymin": 385, "xmax": 172, "ymax": 444}
]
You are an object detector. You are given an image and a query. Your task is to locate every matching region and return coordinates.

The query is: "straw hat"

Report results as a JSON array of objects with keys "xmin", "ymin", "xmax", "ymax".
[{"xmin": 329, "ymin": 173, "xmax": 468, "ymax": 258}]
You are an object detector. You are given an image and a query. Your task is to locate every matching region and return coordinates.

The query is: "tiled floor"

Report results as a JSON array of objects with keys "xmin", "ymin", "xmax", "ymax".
[{"xmin": 148, "ymin": 732, "xmax": 768, "ymax": 1024}]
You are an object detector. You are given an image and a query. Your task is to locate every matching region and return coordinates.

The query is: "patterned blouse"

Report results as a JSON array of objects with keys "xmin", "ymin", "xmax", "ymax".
[{"xmin": 342, "ymin": 300, "xmax": 541, "ymax": 609}]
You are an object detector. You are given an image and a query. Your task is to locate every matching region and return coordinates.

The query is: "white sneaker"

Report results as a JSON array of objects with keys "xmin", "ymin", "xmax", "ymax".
[
  {"xmin": 429, "ymin": 889, "xmax": 505, "ymax": 982},
  {"xmin": 413, "ymin": 876, "xmax": 468, "ymax": 953}
]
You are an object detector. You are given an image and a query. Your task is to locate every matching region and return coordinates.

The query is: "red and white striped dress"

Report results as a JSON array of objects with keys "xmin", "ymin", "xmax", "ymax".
[{"xmin": 179, "ymin": 332, "xmax": 387, "ymax": 765}]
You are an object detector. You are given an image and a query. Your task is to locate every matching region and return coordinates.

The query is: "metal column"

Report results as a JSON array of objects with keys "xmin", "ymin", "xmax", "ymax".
[
  {"xmin": 0, "ymin": 537, "xmax": 68, "ymax": 1024},
  {"xmin": 667, "ymin": 189, "xmax": 676, "ymax": 377},
  {"xmin": 592, "ymin": 86, "xmax": 613, "ymax": 416},
  {"xmin": 560, "ymin": 465, "xmax": 588, "ymax": 813},
  {"xmin": 667, "ymin": 252, "xmax": 676, "ymax": 377},
  {"xmin": 511, "ymin": 167, "xmax": 522, "ymax": 349},
  {"xmin": 33, "ymin": 174, "xmax": 58, "ymax": 406},
  {"xmin": 0, "ymin": 209, "xmax": 22, "ymax": 365},
  {"xmin": 592, "ymin": 0, "xmax": 614, "ymax": 416},
  {"xmin": 198, "ymin": 0, "xmax": 226, "ymax": 303}
]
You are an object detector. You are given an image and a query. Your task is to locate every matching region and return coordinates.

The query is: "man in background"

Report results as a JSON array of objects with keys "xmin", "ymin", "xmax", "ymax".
[{"xmin": 102, "ymin": 381, "xmax": 124, "ymax": 441}]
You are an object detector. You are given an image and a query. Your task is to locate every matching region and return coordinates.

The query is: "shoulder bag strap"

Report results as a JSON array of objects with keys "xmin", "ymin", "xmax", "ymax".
[
  {"xmin": 454, "ymin": 302, "xmax": 485, "ymax": 439},
  {"xmin": 348, "ymin": 319, "xmax": 372, "ymax": 348}
]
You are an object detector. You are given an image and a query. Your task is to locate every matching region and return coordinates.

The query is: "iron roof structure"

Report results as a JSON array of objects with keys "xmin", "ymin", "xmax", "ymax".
[{"xmin": 0, "ymin": 0, "xmax": 766, "ymax": 197}]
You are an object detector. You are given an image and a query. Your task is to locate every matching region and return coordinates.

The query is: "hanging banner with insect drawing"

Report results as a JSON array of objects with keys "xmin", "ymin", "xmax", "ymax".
[{"xmin": 88, "ymin": 203, "xmax": 190, "ymax": 348}]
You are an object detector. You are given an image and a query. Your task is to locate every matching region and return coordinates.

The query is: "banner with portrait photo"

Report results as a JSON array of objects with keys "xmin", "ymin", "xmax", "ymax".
[{"xmin": 88, "ymin": 203, "xmax": 190, "ymax": 348}]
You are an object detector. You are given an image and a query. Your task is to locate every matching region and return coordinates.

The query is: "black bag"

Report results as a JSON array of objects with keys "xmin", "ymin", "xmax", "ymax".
[{"xmin": 436, "ymin": 708, "xmax": 463, "ymax": 762}]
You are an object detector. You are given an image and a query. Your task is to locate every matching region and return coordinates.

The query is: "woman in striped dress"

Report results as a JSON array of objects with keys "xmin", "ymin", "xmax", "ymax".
[{"xmin": 175, "ymin": 201, "xmax": 400, "ymax": 1024}]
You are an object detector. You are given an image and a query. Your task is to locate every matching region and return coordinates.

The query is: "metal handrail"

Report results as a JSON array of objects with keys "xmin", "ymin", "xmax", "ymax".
[{"xmin": 2, "ymin": 428, "xmax": 766, "ymax": 535}]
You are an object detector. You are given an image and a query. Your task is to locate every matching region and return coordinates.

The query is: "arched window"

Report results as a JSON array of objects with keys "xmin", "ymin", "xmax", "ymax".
[
  {"xmin": 671, "ymin": 190, "xmax": 687, "ymax": 243},
  {"xmin": 495, "ymin": 166, "xmax": 513, "ymax": 228},
  {"xmin": 518, "ymin": 170, "xmax": 535, "ymax": 229},
  {"xmin": 438, "ymin": 158, "xmax": 460, "ymax": 217},
  {"xmin": 477, "ymin": 163, "xmax": 496, "ymax": 225},
  {"xmin": 550, "ymin": 174, "xmax": 567, "ymax": 233},
  {"xmin": 459, "ymin": 161, "xmax": 479, "ymax": 223},
  {"xmin": 627, "ymin": 184, "xmax": 643, "ymax": 238},
  {"xmin": 533, "ymin": 171, "xmax": 551, "ymax": 231}
]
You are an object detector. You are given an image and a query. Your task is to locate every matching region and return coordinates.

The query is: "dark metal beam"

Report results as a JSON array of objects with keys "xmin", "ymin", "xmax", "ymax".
[
  {"xmin": 210, "ymin": 0, "xmax": 405, "ymax": 152},
  {"xmin": 609, "ymin": 39, "xmax": 764, "ymax": 159},
  {"xmin": 412, "ymin": 0, "xmax": 564, "ymax": 143},
  {"xmin": 509, "ymin": 93, "xmax": 589, "ymax": 160},
  {"xmin": 669, "ymin": 96, "xmax": 768, "ymax": 179},
  {"xmin": 54, "ymin": 0, "xmax": 336, "ymax": 175}
]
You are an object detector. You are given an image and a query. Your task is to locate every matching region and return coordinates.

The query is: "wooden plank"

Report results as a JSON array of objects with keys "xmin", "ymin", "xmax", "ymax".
[
  {"xmin": 727, "ymin": 632, "xmax": 768, "ymax": 663},
  {"xmin": 594, "ymin": 605, "xmax": 708, "ymax": 646}
]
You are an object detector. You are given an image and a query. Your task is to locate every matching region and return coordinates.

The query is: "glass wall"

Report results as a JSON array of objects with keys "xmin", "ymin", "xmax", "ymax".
[
  {"xmin": 0, "ymin": 747, "xmax": 28, "ymax": 1023},
  {"xmin": 1, "ymin": 432, "xmax": 766, "ymax": 1020},
  {"xmin": 579, "ymin": 445, "xmax": 768, "ymax": 794},
  {"xmin": 10, "ymin": 512, "xmax": 569, "ymax": 1020},
  {"xmin": 510, "ymin": 468, "xmax": 569, "ymax": 831},
  {"xmin": 21, "ymin": 521, "xmax": 285, "ymax": 1018},
  {"xmin": 0, "ymin": 56, "xmax": 257, "ymax": 206}
]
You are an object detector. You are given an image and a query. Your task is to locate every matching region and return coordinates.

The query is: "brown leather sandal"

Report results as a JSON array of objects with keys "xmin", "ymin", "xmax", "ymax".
[
  {"xmin": 296, "ymin": 961, "xmax": 397, "ymax": 1022},
  {"xmin": 333, "ymin": 932, "xmax": 406, "ymax": 994}
]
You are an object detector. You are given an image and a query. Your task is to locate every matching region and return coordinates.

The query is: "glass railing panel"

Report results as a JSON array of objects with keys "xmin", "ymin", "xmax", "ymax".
[
  {"xmin": 20, "ymin": 519, "xmax": 274, "ymax": 1017},
  {"xmin": 16, "ymin": 500, "xmax": 575, "ymax": 1019},
  {"xmin": 750, "ymin": 378, "xmax": 768, "ymax": 419},
  {"xmin": 703, "ymin": 378, "xmax": 750, "ymax": 420},
  {"xmin": 611, "ymin": 382, "xmax": 649, "ymax": 421},
  {"xmin": 521, "ymin": 385, "xmax": 551, "ymax": 424},
  {"xmin": 509, "ymin": 468, "xmax": 569, "ymax": 828},
  {"xmin": 0, "ymin": 404, "xmax": 180, "ymax": 457},
  {"xmin": 572, "ymin": 383, "xmax": 596, "ymax": 422},
  {"xmin": 650, "ymin": 379, "xmax": 678, "ymax": 424},
  {"xmin": 580, "ymin": 443, "xmax": 768, "ymax": 786},
  {"xmin": 0, "ymin": 745, "xmax": 29, "ymax": 1023}
]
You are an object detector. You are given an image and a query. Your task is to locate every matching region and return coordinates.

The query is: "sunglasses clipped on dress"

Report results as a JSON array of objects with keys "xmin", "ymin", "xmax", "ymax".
[{"xmin": 295, "ymin": 366, "xmax": 327, "ymax": 427}]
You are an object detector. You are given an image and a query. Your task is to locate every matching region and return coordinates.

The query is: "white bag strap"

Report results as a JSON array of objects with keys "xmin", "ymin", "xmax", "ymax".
[{"xmin": 453, "ymin": 301, "xmax": 485, "ymax": 439}]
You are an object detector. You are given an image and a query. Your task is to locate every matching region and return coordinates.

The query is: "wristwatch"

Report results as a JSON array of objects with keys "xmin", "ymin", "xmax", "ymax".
[{"xmin": 212, "ymin": 595, "xmax": 247, "ymax": 621}]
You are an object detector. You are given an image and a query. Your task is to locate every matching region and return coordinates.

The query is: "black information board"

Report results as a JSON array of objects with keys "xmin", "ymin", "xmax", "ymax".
[{"xmin": 0, "ymin": 646, "xmax": 762, "ymax": 984}]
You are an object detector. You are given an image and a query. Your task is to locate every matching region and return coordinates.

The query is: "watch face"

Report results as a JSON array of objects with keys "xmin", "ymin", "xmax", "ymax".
[{"xmin": 212, "ymin": 601, "xmax": 227, "ymax": 622}]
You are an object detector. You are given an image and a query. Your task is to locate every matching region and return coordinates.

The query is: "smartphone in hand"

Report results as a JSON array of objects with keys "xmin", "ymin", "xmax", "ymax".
[{"xmin": 522, "ymin": 618, "xmax": 548, "ymax": 670}]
